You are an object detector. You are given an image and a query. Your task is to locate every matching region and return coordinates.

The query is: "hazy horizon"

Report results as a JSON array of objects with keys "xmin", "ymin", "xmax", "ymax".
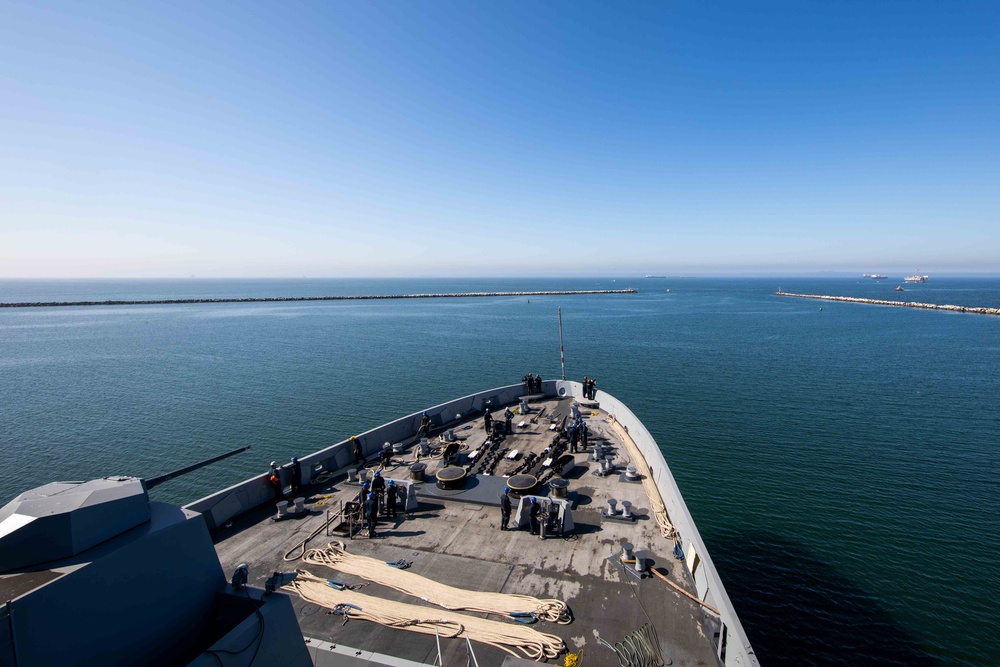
[{"xmin": 3, "ymin": 271, "xmax": 998, "ymax": 281}]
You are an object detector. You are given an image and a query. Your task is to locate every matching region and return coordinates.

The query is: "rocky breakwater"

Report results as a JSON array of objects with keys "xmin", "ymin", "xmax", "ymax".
[
  {"xmin": 775, "ymin": 292, "xmax": 1000, "ymax": 317},
  {"xmin": 0, "ymin": 289, "xmax": 637, "ymax": 309}
]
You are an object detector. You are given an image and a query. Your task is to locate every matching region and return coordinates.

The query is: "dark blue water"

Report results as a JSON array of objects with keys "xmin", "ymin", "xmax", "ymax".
[{"xmin": 1, "ymin": 277, "xmax": 997, "ymax": 666}]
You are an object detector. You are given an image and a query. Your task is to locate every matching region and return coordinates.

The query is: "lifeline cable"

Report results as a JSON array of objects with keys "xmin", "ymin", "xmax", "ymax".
[
  {"xmin": 303, "ymin": 542, "xmax": 572, "ymax": 624},
  {"xmin": 285, "ymin": 572, "xmax": 565, "ymax": 661}
]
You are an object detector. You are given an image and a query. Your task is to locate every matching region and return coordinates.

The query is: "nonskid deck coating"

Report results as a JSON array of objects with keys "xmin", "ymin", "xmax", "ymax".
[{"xmin": 212, "ymin": 398, "xmax": 722, "ymax": 666}]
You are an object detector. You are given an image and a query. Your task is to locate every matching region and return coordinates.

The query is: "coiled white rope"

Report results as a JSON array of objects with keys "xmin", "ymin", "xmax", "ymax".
[
  {"xmin": 607, "ymin": 415, "xmax": 676, "ymax": 539},
  {"xmin": 303, "ymin": 542, "xmax": 572, "ymax": 624},
  {"xmin": 285, "ymin": 572, "xmax": 566, "ymax": 661}
]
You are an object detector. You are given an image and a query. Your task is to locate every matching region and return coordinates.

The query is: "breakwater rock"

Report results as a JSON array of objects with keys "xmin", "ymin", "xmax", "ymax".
[
  {"xmin": 775, "ymin": 292, "xmax": 1000, "ymax": 317},
  {"xmin": 0, "ymin": 289, "xmax": 637, "ymax": 309}
]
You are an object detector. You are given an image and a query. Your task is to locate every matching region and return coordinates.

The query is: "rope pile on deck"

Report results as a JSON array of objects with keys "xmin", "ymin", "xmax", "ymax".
[
  {"xmin": 607, "ymin": 415, "xmax": 676, "ymax": 539},
  {"xmin": 303, "ymin": 542, "xmax": 572, "ymax": 624},
  {"xmin": 285, "ymin": 572, "xmax": 566, "ymax": 660}
]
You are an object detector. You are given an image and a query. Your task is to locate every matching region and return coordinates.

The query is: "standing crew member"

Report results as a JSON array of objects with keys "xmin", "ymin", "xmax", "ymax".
[
  {"xmin": 269, "ymin": 462, "xmax": 284, "ymax": 500},
  {"xmin": 529, "ymin": 497, "xmax": 541, "ymax": 535},
  {"xmin": 364, "ymin": 493, "xmax": 378, "ymax": 538},
  {"xmin": 483, "ymin": 409, "xmax": 493, "ymax": 433},
  {"xmin": 570, "ymin": 422, "xmax": 580, "ymax": 453},
  {"xmin": 504, "ymin": 407, "xmax": 514, "ymax": 435},
  {"xmin": 289, "ymin": 457, "xmax": 302, "ymax": 495},
  {"xmin": 580, "ymin": 421, "xmax": 589, "ymax": 450},
  {"xmin": 499, "ymin": 487, "xmax": 512, "ymax": 530},
  {"xmin": 372, "ymin": 470, "xmax": 386, "ymax": 514},
  {"xmin": 386, "ymin": 480, "xmax": 397, "ymax": 518},
  {"xmin": 352, "ymin": 436, "xmax": 365, "ymax": 466},
  {"xmin": 359, "ymin": 482, "xmax": 371, "ymax": 522}
]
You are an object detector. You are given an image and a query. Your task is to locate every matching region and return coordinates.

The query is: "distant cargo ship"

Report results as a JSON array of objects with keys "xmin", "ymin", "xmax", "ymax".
[
  {"xmin": 904, "ymin": 272, "xmax": 929, "ymax": 283},
  {"xmin": 867, "ymin": 274, "xmax": 888, "ymax": 280}
]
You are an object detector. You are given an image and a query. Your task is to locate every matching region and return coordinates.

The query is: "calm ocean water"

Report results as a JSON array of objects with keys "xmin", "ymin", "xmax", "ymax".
[{"xmin": 1, "ymin": 277, "xmax": 997, "ymax": 666}]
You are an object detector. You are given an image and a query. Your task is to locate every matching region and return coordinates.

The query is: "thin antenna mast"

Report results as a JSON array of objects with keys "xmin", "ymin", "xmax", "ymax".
[{"xmin": 558, "ymin": 307, "xmax": 566, "ymax": 381}]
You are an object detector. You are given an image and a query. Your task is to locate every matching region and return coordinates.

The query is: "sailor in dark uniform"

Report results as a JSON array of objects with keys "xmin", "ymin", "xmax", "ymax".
[
  {"xmin": 364, "ymin": 493, "xmax": 378, "ymax": 537},
  {"xmin": 499, "ymin": 486, "xmax": 512, "ymax": 530},
  {"xmin": 529, "ymin": 497, "xmax": 541, "ymax": 535},
  {"xmin": 372, "ymin": 470, "xmax": 386, "ymax": 514},
  {"xmin": 289, "ymin": 456, "xmax": 302, "ymax": 495},
  {"xmin": 386, "ymin": 480, "xmax": 398, "ymax": 519},
  {"xmin": 484, "ymin": 409, "xmax": 493, "ymax": 433},
  {"xmin": 504, "ymin": 407, "xmax": 514, "ymax": 435},
  {"xmin": 352, "ymin": 436, "xmax": 365, "ymax": 465}
]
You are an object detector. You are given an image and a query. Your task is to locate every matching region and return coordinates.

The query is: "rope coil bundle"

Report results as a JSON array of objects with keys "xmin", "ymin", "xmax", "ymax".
[
  {"xmin": 607, "ymin": 415, "xmax": 676, "ymax": 539},
  {"xmin": 598, "ymin": 623, "xmax": 667, "ymax": 667},
  {"xmin": 285, "ymin": 572, "xmax": 566, "ymax": 661},
  {"xmin": 303, "ymin": 542, "xmax": 572, "ymax": 624}
]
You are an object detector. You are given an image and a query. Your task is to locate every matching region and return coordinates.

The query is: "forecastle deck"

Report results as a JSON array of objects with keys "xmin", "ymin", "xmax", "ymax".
[{"xmin": 196, "ymin": 382, "xmax": 759, "ymax": 666}]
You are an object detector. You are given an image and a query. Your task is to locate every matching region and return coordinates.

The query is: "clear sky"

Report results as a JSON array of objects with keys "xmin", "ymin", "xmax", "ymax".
[{"xmin": 1, "ymin": 1, "xmax": 997, "ymax": 277}]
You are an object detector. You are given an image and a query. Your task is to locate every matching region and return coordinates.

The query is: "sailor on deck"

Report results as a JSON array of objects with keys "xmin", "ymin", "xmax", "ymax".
[
  {"xmin": 484, "ymin": 409, "xmax": 493, "ymax": 433},
  {"xmin": 352, "ymin": 436, "xmax": 364, "ymax": 466},
  {"xmin": 529, "ymin": 497, "xmax": 541, "ymax": 535},
  {"xmin": 504, "ymin": 407, "xmax": 514, "ymax": 435},
  {"xmin": 364, "ymin": 493, "xmax": 378, "ymax": 538},
  {"xmin": 268, "ymin": 461, "xmax": 283, "ymax": 500},
  {"xmin": 379, "ymin": 443, "xmax": 393, "ymax": 469},
  {"xmin": 372, "ymin": 470, "xmax": 386, "ymax": 513},
  {"xmin": 499, "ymin": 487, "xmax": 512, "ymax": 531},
  {"xmin": 386, "ymin": 480, "xmax": 397, "ymax": 519},
  {"xmin": 289, "ymin": 456, "xmax": 302, "ymax": 495}
]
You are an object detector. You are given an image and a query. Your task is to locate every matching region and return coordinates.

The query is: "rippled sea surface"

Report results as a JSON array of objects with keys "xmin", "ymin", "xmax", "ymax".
[{"xmin": 1, "ymin": 277, "xmax": 998, "ymax": 666}]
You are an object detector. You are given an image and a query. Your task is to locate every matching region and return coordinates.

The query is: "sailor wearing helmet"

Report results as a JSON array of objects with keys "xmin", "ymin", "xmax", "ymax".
[
  {"xmin": 289, "ymin": 456, "xmax": 302, "ymax": 495},
  {"xmin": 499, "ymin": 486, "xmax": 512, "ymax": 530}
]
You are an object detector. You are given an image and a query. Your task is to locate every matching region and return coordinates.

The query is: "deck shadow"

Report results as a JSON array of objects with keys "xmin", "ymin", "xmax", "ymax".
[{"xmin": 709, "ymin": 528, "xmax": 941, "ymax": 667}]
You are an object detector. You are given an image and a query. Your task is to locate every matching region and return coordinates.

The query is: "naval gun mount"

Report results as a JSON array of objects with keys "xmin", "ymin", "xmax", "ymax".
[
  {"xmin": 0, "ymin": 445, "xmax": 249, "ymax": 573},
  {"xmin": 0, "ymin": 446, "xmax": 312, "ymax": 667}
]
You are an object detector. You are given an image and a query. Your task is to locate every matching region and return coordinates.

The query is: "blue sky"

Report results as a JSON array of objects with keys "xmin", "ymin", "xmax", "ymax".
[{"xmin": 1, "ymin": 1, "xmax": 997, "ymax": 277}]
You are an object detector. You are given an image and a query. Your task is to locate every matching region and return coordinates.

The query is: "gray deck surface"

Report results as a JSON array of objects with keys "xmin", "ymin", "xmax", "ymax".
[{"xmin": 213, "ymin": 398, "xmax": 722, "ymax": 666}]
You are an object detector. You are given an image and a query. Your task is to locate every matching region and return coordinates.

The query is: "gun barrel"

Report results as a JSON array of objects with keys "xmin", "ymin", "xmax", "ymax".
[{"xmin": 146, "ymin": 445, "xmax": 251, "ymax": 489}]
